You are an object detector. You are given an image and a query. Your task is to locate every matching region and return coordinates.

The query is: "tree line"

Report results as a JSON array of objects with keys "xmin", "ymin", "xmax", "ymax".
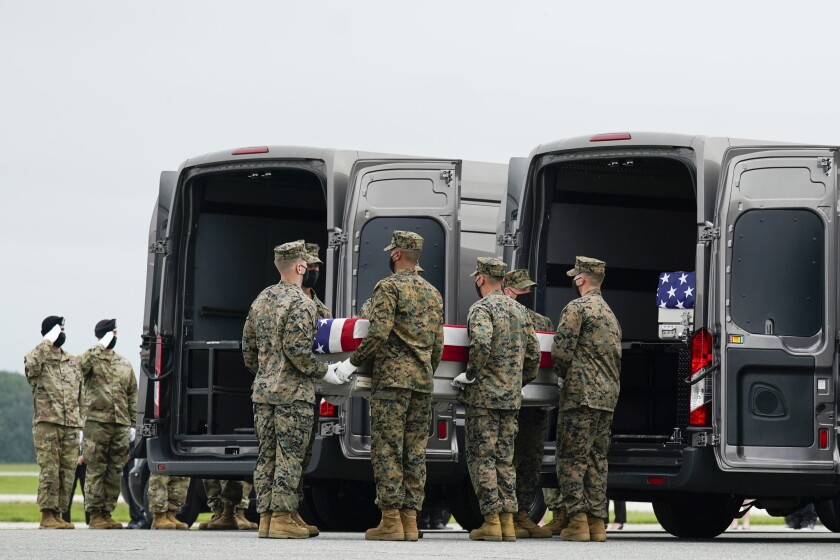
[{"xmin": 0, "ymin": 371, "xmax": 36, "ymax": 463}]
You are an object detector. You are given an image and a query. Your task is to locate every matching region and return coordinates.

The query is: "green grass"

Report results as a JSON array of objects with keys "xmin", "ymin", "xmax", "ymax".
[
  {"xmin": 0, "ymin": 464, "xmax": 38, "ymax": 473},
  {"xmin": 0, "ymin": 502, "xmax": 132, "ymax": 523},
  {"xmin": 0, "ymin": 476, "xmax": 39, "ymax": 494}
]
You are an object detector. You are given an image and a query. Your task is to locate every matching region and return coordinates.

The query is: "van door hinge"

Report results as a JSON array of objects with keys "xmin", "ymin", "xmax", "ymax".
[
  {"xmin": 818, "ymin": 157, "xmax": 833, "ymax": 176},
  {"xmin": 694, "ymin": 432, "xmax": 720, "ymax": 447},
  {"xmin": 329, "ymin": 229, "xmax": 348, "ymax": 248},
  {"xmin": 699, "ymin": 224, "xmax": 720, "ymax": 243},
  {"xmin": 149, "ymin": 240, "xmax": 169, "ymax": 255},
  {"xmin": 440, "ymin": 170, "xmax": 453, "ymax": 185},
  {"xmin": 497, "ymin": 232, "xmax": 520, "ymax": 248}
]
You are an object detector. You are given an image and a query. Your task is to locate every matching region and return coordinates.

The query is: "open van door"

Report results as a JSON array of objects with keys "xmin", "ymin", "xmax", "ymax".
[
  {"xmin": 497, "ymin": 157, "xmax": 529, "ymax": 266},
  {"xmin": 714, "ymin": 149, "xmax": 837, "ymax": 471}
]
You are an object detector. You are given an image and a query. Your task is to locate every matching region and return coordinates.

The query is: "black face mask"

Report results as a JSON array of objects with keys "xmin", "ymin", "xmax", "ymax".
[
  {"xmin": 517, "ymin": 292, "xmax": 534, "ymax": 309},
  {"xmin": 106, "ymin": 336, "xmax": 117, "ymax": 350},
  {"xmin": 474, "ymin": 281, "xmax": 483, "ymax": 299},
  {"xmin": 388, "ymin": 255, "xmax": 396, "ymax": 274},
  {"xmin": 54, "ymin": 333, "xmax": 66, "ymax": 348},
  {"xmin": 572, "ymin": 279, "xmax": 581, "ymax": 297},
  {"xmin": 302, "ymin": 269, "xmax": 319, "ymax": 289}
]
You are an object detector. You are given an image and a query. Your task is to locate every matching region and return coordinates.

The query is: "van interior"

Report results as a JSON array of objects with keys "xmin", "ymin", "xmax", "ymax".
[
  {"xmin": 535, "ymin": 155, "xmax": 696, "ymax": 441},
  {"xmin": 176, "ymin": 167, "xmax": 327, "ymax": 440}
]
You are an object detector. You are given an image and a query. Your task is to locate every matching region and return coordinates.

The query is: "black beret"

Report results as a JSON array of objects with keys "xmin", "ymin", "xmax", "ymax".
[
  {"xmin": 95, "ymin": 319, "xmax": 117, "ymax": 339},
  {"xmin": 41, "ymin": 316, "xmax": 64, "ymax": 336}
]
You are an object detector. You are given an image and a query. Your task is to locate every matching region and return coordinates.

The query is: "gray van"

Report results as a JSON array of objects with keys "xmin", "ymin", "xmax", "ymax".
[
  {"xmin": 501, "ymin": 132, "xmax": 840, "ymax": 537},
  {"xmin": 137, "ymin": 145, "xmax": 537, "ymax": 530}
]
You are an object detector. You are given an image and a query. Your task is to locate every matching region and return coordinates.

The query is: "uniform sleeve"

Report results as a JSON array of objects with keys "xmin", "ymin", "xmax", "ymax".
[
  {"xmin": 283, "ymin": 300, "xmax": 328, "ymax": 378},
  {"xmin": 127, "ymin": 365, "xmax": 138, "ymax": 425},
  {"xmin": 23, "ymin": 341, "xmax": 50, "ymax": 391},
  {"xmin": 552, "ymin": 303, "xmax": 582, "ymax": 379},
  {"xmin": 241, "ymin": 307, "xmax": 258, "ymax": 374},
  {"xmin": 430, "ymin": 312, "xmax": 444, "ymax": 374},
  {"xmin": 79, "ymin": 349, "xmax": 93, "ymax": 379},
  {"xmin": 522, "ymin": 316, "xmax": 540, "ymax": 387},
  {"xmin": 350, "ymin": 282, "xmax": 397, "ymax": 367},
  {"xmin": 466, "ymin": 305, "xmax": 492, "ymax": 381}
]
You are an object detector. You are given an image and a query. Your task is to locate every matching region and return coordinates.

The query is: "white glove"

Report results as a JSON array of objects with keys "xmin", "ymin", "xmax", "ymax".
[
  {"xmin": 335, "ymin": 359, "xmax": 358, "ymax": 383},
  {"xmin": 44, "ymin": 324, "xmax": 62, "ymax": 343},
  {"xmin": 451, "ymin": 371, "xmax": 475, "ymax": 389},
  {"xmin": 129, "ymin": 427, "xmax": 136, "ymax": 442},
  {"xmin": 98, "ymin": 331, "xmax": 115, "ymax": 348},
  {"xmin": 321, "ymin": 363, "xmax": 348, "ymax": 385},
  {"xmin": 557, "ymin": 376, "xmax": 565, "ymax": 390}
]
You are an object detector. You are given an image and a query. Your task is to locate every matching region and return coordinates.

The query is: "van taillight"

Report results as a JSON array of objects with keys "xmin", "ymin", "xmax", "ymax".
[
  {"xmin": 820, "ymin": 428, "xmax": 829, "ymax": 449},
  {"xmin": 437, "ymin": 420, "xmax": 448, "ymax": 439},
  {"xmin": 319, "ymin": 400, "xmax": 337, "ymax": 418},
  {"xmin": 232, "ymin": 146, "xmax": 269, "ymax": 155},
  {"xmin": 154, "ymin": 335, "xmax": 162, "ymax": 419},
  {"xmin": 589, "ymin": 132, "xmax": 632, "ymax": 142},
  {"xmin": 688, "ymin": 329, "xmax": 713, "ymax": 427}
]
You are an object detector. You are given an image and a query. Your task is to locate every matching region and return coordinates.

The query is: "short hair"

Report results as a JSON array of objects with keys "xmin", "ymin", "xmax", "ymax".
[
  {"xmin": 584, "ymin": 272, "xmax": 605, "ymax": 285},
  {"xmin": 483, "ymin": 274, "xmax": 504, "ymax": 285},
  {"xmin": 400, "ymin": 248, "xmax": 421, "ymax": 263},
  {"xmin": 276, "ymin": 258, "xmax": 304, "ymax": 274}
]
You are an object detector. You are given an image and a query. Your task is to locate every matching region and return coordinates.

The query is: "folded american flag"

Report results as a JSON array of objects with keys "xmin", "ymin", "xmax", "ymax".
[
  {"xmin": 313, "ymin": 318, "xmax": 554, "ymax": 367},
  {"xmin": 657, "ymin": 271, "xmax": 696, "ymax": 309}
]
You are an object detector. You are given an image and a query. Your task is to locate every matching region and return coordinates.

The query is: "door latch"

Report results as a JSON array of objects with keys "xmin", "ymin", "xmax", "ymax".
[{"xmin": 818, "ymin": 157, "xmax": 833, "ymax": 176}]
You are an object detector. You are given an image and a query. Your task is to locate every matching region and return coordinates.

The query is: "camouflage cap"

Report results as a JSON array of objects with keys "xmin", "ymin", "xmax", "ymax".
[
  {"xmin": 470, "ymin": 256, "xmax": 507, "ymax": 278},
  {"xmin": 504, "ymin": 269, "xmax": 537, "ymax": 290},
  {"xmin": 304, "ymin": 242, "xmax": 323, "ymax": 265},
  {"xmin": 384, "ymin": 230, "xmax": 424, "ymax": 251},
  {"xmin": 566, "ymin": 256, "xmax": 606, "ymax": 277},
  {"xmin": 274, "ymin": 240, "xmax": 308, "ymax": 262}
]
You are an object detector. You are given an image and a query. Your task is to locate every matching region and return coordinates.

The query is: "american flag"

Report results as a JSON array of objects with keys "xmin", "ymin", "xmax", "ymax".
[{"xmin": 657, "ymin": 271, "xmax": 696, "ymax": 309}]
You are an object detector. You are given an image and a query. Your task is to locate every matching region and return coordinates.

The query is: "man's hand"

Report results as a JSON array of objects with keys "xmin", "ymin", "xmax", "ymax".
[
  {"xmin": 451, "ymin": 372, "xmax": 475, "ymax": 389},
  {"xmin": 321, "ymin": 363, "xmax": 348, "ymax": 385},
  {"xmin": 334, "ymin": 359, "xmax": 357, "ymax": 383},
  {"xmin": 77, "ymin": 455, "xmax": 85, "ymax": 466},
  {"xmin": 44, "ymin": 324, "xmax": 62, "ymax": 343}
]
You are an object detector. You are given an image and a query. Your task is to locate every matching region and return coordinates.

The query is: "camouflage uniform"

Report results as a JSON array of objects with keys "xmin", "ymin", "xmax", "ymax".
[
  {"xmin": 147, "ymin": 474, "xmax": 190, "ymax": 513},
  {"xmin": 348, "ymin": 231, "xmax": 444, "ymax": 511},
  {"xmin": 462, "ymin": 258, "xmax": 540, "ymax": 515},
  {"xmin": 24, "ymin": 339, "xmax": 84, "ymax": 514},
  {"xmin": 552, "ymin": 257, "xmax": 622, "ymax": 521},
  {"xmin": 79, "ymin": 345, "xmax": 137, "ymax": 513},
  {"xmin": 242, "ymin": 241, "xmax": 327, "ymax": 514},
  {"xmin": 204, "ymin": 479, "xmax": 251, "ymax": 511}
]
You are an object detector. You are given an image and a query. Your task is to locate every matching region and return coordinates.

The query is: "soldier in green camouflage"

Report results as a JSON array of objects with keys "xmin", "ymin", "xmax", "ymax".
[
  {"xmin": 302, "ymin": 242, "xmax": 331, "ymax": 321},
  {"xmin": 24, "ymin": 316, "xmax": 82, "ymax": 529},
  {"xmin": 502, "ymin": 269, "xmax": 553, "ymax": 539},
  {"xmin": 198, "ymin": 479, "xmax": 256, "ymax": 530},
  {"xmin": 147, "ymin": 473, "xmax": 190, "ymax": 529},
  {"xmin": 242, "ymin": 240, "xmax": 346, "ymax": 539},
  {"xmin": 552, "ymin": 256, "xmax": 622, "ymax": 543},
  {"xmin": 336, "ymin": 231, "xmax": 444, "ymax": 542},
  {"xmin": 79, "ymin": 318, "xmax": 137, "ymax": 529},
  {"xmin": 453, "ymin": 258, "xmax": 541, "ymax": 542}
]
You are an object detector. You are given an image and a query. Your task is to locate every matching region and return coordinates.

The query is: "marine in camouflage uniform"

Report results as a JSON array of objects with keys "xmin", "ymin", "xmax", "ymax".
[
  {"xmin": 147, "ymin": 473, "xmax": 190, "ymax": 529},
  {"xmin": 24, "ymin": 316, "xmax": 83, "ymax": 529},
  {"xmin": 199, "ymin": 479, "xmax": 255, "ymax": 530},
  {"xmin": 242, "ymin": 240, "xmax": 334, "ymax": 539},
  {"xmin": 457, "ymin": 258, "xmax": 540, "ymax": 541},
  {"xmin": 552, "ymin": 256, "xmax": 621, "ymax": 542},
  {"xmin": 503, "ymin": 269, "xmax": 554, "ymax": 538},
  {"xmin": 346, "ymin": 231, "xmax": 443, "ymax": 542},
  {"xmin": 79, "ymin": 318, "xmax": 137, "ymax": 528}
]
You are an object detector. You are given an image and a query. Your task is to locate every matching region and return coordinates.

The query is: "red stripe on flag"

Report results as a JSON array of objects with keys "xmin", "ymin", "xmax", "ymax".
[
  {"xmin": 340, "ymin": 318, "xmax": 360, "ymax": 351},
  {"xmin": 441, "ymin": 345, "xmax": 470, "ymax": 363},
  {"xmin": 540, "ymin": 352, "xmax": 553, "ymax": 368}
]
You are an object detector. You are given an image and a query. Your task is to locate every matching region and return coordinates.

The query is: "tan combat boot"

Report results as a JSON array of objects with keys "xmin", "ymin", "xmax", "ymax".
[
  {"xmin": 543, "ymin": 508, "xmax": 568, "ymax": 536},
  {"xmin": 88, "ymin": 510, "xmax": 111, "ymax": 529},
  {"xmin": 499, "ymin": 512, "xmax": 517, "ymax": 542},
  {"xmin": 292, "ymin": 511, "xmax": 318, "ymax": 537},
  {"xmin": 469, "ymin": 513, "xmax": 502, "ymax": 541},
  {"xmin": 199, "ymin": 506, "xmax": 223, "ymax": 530},
  {"xmin": 399, "ymin": 509, "xmax": 419, "ymax": 542},
  {"xmin": 235, "ymin": 508, "xmax": 258, "ymax": 530},
  {"xmin": 513, "ymin": 510, "xmax": 552, "ymax": 538},
  {"xmin": 588, "ymin": 515, "xmax": 607, "ymax": 542},
  {"xmin": 39, "ymin": 510, "xmax": 66, "ymax": 529},
  {"xmin": 101, "ymin": 510, "xmax": 124, "ymax": 529},
  {"xmin": 365, "ymin": 508, "xmax": 405, "ymax": 541},
  {"xmin": 206, "ymin": 502, "xmax": 237, "ymax": 530},
  {"xmin": 560, "ymin": 512, "xmax": 591, "ymax": 542},
  {"xmin": 166, "ymin": 510, "xmax": 188, "ymax": 530},
  {"xmin": 268, "ymin": 512, "xmax": 309, "ymax": 539},
  {"xmin": 151, "ymin": 511, "xmax": 176, "ymax": 530},
  {"xmin": 258, "ymin": 512, "xmax": 271, "ymax": 538},
  {"xmin": 56, "ymin": 512, "xmax": 75, "ymax": 529}
]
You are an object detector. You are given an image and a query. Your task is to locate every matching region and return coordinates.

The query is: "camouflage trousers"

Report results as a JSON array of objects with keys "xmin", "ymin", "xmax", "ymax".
[
  {"xmin": 33, "ymin": 422, "xmax": 79, "ymax": 513},
  {"xmin": 465, "ymin": 406, "xmax": 518, "ymax": 515},
  {"xmin": 557, "ymin": 406, "xmax": 612, "ymax": 520},
  {"xmin": 147, "ymin": 474, "xmax": 190, "ymax": 514},
  {"xmin": 82, "ymin": 421, "xmax": 129, "ymax": 512},
  {"xmin": 253, "ymin": 401, "xmax": 313, "ymax": 514},
  {"xmin": 369, "ymin": 388, "xmax": 431, "ymax": 511},
  {"xmin": 543, "ymin": 406, "xmax": 563, "ymax": 509},
  {"xmin": 513, "ymin": 407, "xmax": 547, "ymax": 511},
  {"xmin": 296, "ymin": 400, "xmax": 317, "ymax": 504},
  {"xmin": 204, "ymin": 479, "xmax": 252, "ymax": 510}
]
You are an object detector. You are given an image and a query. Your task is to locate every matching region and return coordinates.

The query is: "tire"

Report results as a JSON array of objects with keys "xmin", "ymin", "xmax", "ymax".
[
  {"xmin": 522, "ymin": 486, "xmax": 547, "ymax": 524},
  {"xmin": 815, "ymin": 498, "xmax": 840, "ymax": 532},
  {"xmin": 445, "ymin": 478, "xmax": 483, "ymax": 531},
  {"xmin": 310, "ymin": 479, "xmax": 381, "ymax": 531},
  {"xmin": 653, "ymin": 494, "xmax": 739, "ymax": 538}
]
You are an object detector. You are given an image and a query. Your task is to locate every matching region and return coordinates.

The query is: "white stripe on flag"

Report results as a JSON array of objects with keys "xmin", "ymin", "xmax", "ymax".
[
  {"xmin": 328, "ymin": 318, "xmax": 346, "ymax": 353},
  {"xmin": 536, "ymin": 332, "xmax": 552, "ymax": 353},
  {"xmin": 353, "ymin": 319, "xmax": 369, "ymax": 339},
  {"xmin": 443, "ymin": 326, "xmax": 469, "ymax": 347}
]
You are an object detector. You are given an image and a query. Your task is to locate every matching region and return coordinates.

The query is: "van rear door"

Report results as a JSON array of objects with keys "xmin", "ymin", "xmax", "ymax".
[
  {"xmin": 497, "ymin": 156, "xmax": 529, "ymax": 265},
  {"xmin": 714, "ymin": 149, "xmax": 837, "ymax": 471}
]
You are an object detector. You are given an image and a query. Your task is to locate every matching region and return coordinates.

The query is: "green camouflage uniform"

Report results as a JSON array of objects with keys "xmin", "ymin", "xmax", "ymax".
[
  {"xmin": 552, "ymin": 257, "xmax": 622, "ymax": 521},
  {"xmin": 147, "ymin": 473, "xmax": 190, "ymax": 513},
  {"xmin": 204, "ymin": 479, "xmax": 251, "ymax": 510},
  {"xmin": 349, "ymin": 231, "xmax": 444, "ymax": 511},
  {"xmin": 24, "ymin": 340, "xmax": 83, "ymax": 513},
  {"xmin": 242, "ymin": 241, "xmax": 327, "ymax": 514},
  {"xmin": 79, "ymin": 346, "xmax": 137, "ymax": 513},
  {"xmin": 462, "ymin": 259, "xmax": 541, "ymax": 515}
]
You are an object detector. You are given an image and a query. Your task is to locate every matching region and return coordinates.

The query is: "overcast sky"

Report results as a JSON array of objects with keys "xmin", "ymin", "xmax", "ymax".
[{"xmin": 3, "ymin": 0, "xmax": 840, "ymax": 375}]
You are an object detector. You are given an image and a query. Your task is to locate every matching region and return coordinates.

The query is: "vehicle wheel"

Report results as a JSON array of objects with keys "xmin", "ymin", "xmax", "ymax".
[
  {"xmin": 653, "ymin": 494, "xmax": 739, "ymax": 538},
  {"xmin": 445, "ymin": 477, "xmax": 483, "ymax": 531},
  {"xmin": 815, "ymin": 498, "xmax": 840, "ymax": 531},
  {"xmin": 310, "ymin": 479, "xmax": 381, "ymax": 531},
  {"xmin": 300, "ymin": 484, "xmax": 328, "ymax": 529},
  {"xmin": 522, "ymin": 486, "xmax": 547, "ymax": 524}
]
